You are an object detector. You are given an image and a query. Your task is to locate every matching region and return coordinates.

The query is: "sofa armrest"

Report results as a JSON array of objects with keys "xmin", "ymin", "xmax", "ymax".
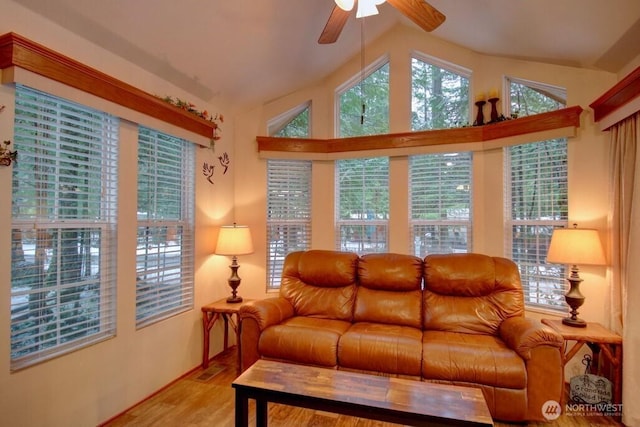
[
  {"xmin": 500, "ymin": 317, "xmax": 565, "ymax": 421},
  {"xmin": 499, "ymin": 317, "xmax": 563, "ymax": 360},
  {"xmin": 239, "ymin": 297, "xmax": 295, "ymax": 330},
  {"xmin": 238, "ymin": 297, "xmax": 294, "ymax": 371}
]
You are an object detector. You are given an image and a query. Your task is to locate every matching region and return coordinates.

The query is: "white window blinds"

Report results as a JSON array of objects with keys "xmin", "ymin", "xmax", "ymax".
[
  {"xmin": 336, "ymin": 157, "xmax": 389, "ymax": 254},
  {"xmin": 409, "ymin": 152, "xmax": 472, "ymax": 257},
  {"xmin": 136, "ymin": 127, "xmax": 195, "ymax": 327},
  {"xmin": 266, "ymin": 159, "xmax": 312, "ymax": 289},
  {"xmin": 506, "ymin": 140, "xmax": 568, "ymax": 309},
  {"xmin": 10, "ymin": 85, "xmax": 118, "ymax": 370}
]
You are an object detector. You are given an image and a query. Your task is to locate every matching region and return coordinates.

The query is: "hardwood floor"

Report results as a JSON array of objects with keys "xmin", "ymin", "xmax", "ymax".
[{"xmin": 102, "ymin": 348, "xmax": 625, "ymax": 427}]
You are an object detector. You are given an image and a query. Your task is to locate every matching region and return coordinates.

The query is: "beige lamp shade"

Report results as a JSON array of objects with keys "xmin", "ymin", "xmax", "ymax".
[
  {"xmin": 547, "ymin": 227, "xmax": 606, "ymax": 266},
  {"xmin": 215, "ymin": 224, "xmax": 254, "ymax": 256}
]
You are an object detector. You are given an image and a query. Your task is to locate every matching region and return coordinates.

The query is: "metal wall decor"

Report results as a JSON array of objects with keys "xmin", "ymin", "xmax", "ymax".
[{"xmin": 202, "ymin": 151, "xmax": 230, "ymax": 185}]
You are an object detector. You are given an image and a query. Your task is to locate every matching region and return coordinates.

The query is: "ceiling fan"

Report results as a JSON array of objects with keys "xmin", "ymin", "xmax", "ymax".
[{"xmin": 318, "ymin": 0, "xmax": 446, "ymax": 44}]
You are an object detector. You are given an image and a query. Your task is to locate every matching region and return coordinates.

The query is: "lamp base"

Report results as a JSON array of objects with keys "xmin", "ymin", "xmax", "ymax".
[
  {"xmin": 563, "ymin": 265, "xmax": 587, "ymax": 328},
  {"xmin": 226, "ymin": 256, "xmax": 243, "ymax": 304},
  {"xmin": 562, "ymin": 316, "xmax": 586, "ymax": 328}
]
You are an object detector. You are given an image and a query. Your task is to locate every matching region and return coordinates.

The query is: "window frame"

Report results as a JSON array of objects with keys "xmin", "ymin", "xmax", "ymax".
[
  {"xmin": 334, "ymin": 57, "xmax": 391, "ymax": 255},
  {"xmin": 266, "ymin": 159, "xmax": 312, "ymax": 289},
  {"xmin": 335, "ymin": 157, "xmax": 390, "ymax": 255},
  {"xmin": 135, "ymin": 126, "xmax": 195, "ymax": 328},
  {"xmin": 265, "ymin": 104, "xmax": 312, "ymax": 290},
  {"xmin": 411, "ymin": 51, "xmax": 472, "ymax": 130},
  {"xmin": 335, "ymin": 55, "xmax": 390, "ymax": 138},
  {"xmin": 504, "ymin": 77, "xmax": 568, "ymax": 311},
  {"xmin": 10, "ymin": 85, "xmax": 118, "ymax": 370},
  {"xmin": 409, "ymin": 151, "xmax": 473, "ymax": 257}
]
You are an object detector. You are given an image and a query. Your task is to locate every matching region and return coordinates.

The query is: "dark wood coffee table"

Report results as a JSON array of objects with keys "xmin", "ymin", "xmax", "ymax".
[{"xmin": 232, "ymin": 360, "xmax": 493, "ymax": 427}]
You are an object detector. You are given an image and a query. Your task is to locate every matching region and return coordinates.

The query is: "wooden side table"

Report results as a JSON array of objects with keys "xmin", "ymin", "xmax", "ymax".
[
  {"xmin": 201, "ymin": 298, "xmax": 252, "ymax": 370},
  {"xmin": 541, "ymin": 318, "xmax": 623, "ymax": 406}
]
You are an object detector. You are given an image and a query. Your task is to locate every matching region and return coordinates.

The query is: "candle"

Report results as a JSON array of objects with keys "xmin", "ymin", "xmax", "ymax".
[
  {"xmin": 475, "ymin": 93, "xmax": 486, "ymax": 102},
  {"xmin": 489, "ymin": 88, "xmax": 499, "ymax": 99}
]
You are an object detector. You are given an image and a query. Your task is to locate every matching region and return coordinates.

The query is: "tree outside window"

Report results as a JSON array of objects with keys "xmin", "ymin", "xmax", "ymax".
[
  {"xmin": 411, "ymin": 55, "xmax": 470, "ymax": 130},
  {"xmin": 409, "ymin": 55, "xmax": 472, "ymax": 257},
  {"xmin": 336, "ymin": 61, "xmax": 389, "ymax": 254},
  {"xmin": 266, "ymin": 106, "xmax": 312, "ymax": 289},
  {"xmin": 505, "ymin": 78, "xmax": 568, "ymax": 310},
  {"xmin": 10, "ymin": 86, "xmax": 118, "ymax": 370}
]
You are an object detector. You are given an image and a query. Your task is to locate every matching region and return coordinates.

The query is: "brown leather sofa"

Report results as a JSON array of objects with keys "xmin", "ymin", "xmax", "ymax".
[{"xmin": 239, "ymin": 250, "xmax": 564, "ymax": 422}]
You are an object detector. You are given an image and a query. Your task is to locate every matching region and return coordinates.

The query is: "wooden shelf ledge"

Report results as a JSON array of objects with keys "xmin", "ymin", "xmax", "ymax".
[
  {"xmin": 0, "ymin": 32, "xmax": 216, "ymax": 140},
  {"xmin": 257, "ymin": 106, "xmax": 583, "ymax": 154}
]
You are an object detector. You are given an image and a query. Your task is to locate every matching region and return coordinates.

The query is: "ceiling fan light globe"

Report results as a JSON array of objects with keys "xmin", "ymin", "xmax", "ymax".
[
  {"xmin": 356, "ymin": 0, "xmax": 380, "ymax": 17},
  {"xmin": 335, "ymin": 0, "xmax": 355, "ymax": 11}
]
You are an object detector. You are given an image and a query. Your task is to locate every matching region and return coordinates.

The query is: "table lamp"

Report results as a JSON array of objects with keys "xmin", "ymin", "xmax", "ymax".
[
  {"xmin": 215, "ymin": 223, "xmax": 254, "ymax": 303},
  {"xmin": 546, "ymin": 224, "xmax": 606, "ymax": 327}
]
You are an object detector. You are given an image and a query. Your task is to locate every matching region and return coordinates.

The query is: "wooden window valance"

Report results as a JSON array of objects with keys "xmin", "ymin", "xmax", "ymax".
[
  {"xmin": 0, "ymin": 32, "xmax": 217, "ymax": 141},
  {"xmin": 590, "ymin": 65, "xmax": 640, "ymax": 129}
]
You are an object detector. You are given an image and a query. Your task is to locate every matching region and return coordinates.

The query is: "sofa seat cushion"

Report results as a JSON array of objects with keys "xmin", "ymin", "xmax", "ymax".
[
  {"xmin": 338, "ymin": 322, "xmax": 422, "ymax": 376},
  {"xmin": 422, "ymin": 331, "xmax": 526, "ymax": 389},
  {"xmin": 258, "ymin": 316, "xmax": 351, "ymax": 367}
]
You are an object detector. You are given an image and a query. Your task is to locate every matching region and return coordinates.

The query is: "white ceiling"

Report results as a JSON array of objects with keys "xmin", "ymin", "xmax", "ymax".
[{"xmin": 11, "ymin": 0, "xmax": 640, "ymax": 111}]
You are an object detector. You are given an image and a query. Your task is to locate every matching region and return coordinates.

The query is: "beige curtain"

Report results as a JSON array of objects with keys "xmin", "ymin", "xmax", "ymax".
[{"xmin": 609, "ymin": 112, "xmax": 640, "ymax": 426}]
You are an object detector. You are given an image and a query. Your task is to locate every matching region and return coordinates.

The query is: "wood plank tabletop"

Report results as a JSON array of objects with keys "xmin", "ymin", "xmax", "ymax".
[{"xmin": 232, "ymin": 359, "xmax": 493, "ymax": 426}]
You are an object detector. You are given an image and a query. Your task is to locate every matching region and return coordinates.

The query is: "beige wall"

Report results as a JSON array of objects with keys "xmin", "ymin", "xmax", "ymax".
[
  {"xmin": 0, "ymin": 2, "xmax": 635, "ymax": 426},
  {"xmin": 0, "ymin": 2, "xmax": 233, "ymax": 426}
]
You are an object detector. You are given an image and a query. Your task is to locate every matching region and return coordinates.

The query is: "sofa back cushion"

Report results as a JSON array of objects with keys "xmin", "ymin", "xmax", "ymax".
[
  {"xmin": 354, "ymin": 253, "xmax": 423, "ymax": 328},
  {"xmin": 423, "ymin": 253, "xmax": 524, "ymax": 334},
  {"xmin": 280, "ymin": 250, "xmax": 359, "ymax": 321}
]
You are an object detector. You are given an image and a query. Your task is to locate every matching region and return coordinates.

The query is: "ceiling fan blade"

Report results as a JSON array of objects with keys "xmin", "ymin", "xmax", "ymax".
[
  {"xmin": 386, "ymin": 0, "xmax": 446, "ymax": 32},
  {"xmin": 318, "ymin": 5, "xmax": 351, "ymax": 44}
]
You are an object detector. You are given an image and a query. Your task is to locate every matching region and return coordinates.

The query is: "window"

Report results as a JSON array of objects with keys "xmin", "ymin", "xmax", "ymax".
[
  {"xmin": 266, "ymin": 160, "xmax": 312, "ymax": 288},
  {"xmin": 336, "ymin": 61, "xmax": 390, "ymax": 254},
  {"xmin": 136, "ymin": 127, "xmax": 195, "ymax": 326},
  {"xmin": 265, "ymin": 106, "xmax": 312, "ymax": 289},
  {"xmin": 336, "ymin": 157, "xmax": 389, "ymax": 254},
  {"xmin": 10, "ymin": 85, "xmax": 118, "ymax": 370},
  {"xmin": 410, "ymin": 152, "xmax": 472, "ymax": 257},
  {"xmin": 270, "ymin": 104, "xmax": 310, "ymax": 138},
  {"xmin": 409, "ymin": 56, "xmax": 472, "ymax": 257},
  {"xmin": 411, "ymin": 54, "xmax": 470, "ymax": 130},
  {"xmin": 338, "ymin": 61, "xmax": 389, "ymax": 136},
  {"xmin": 507, "ymin": 77, "xmax": 566, "ymax": 118},
  {"xmin": 505, "ymin": 78, "xmax": 568, "ymax": 310}
]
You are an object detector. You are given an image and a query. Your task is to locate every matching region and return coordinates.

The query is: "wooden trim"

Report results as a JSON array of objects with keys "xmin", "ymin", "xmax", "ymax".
[
  {"xmin": 257, "ymin": 106, "xmax": 583, "ymax": 153},
  {"xmin": 590, "ymin": 65, "xmax": 640, "ymax": 123},
  {"xmin": 0, "ymin": 32, "xmax": 216, "ymax": 139}
]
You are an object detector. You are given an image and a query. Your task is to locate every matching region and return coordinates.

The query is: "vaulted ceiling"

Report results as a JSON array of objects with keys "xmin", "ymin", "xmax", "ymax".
[{"xmin": 10, "ymin": 0, "xmax": 640, "ymax": 111}]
